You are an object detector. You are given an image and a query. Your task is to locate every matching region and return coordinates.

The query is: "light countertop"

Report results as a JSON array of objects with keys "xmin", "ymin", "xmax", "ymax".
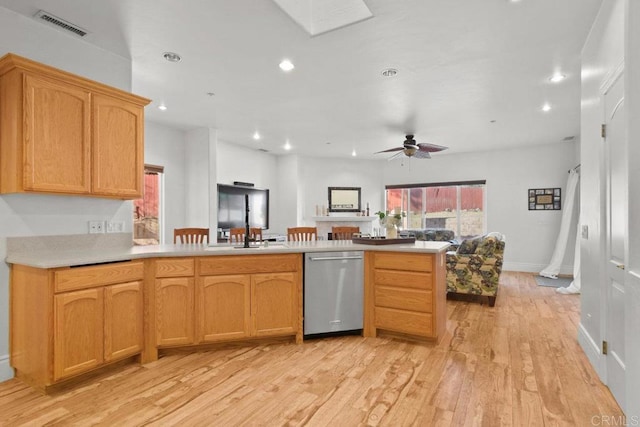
[{"xmin": 6, "ymin": 239, "xmax": 451, "ymax": 269}]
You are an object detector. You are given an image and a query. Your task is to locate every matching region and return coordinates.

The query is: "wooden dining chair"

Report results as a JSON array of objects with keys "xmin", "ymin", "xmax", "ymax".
[
  {"xmin": 332, "ymin": 226, "xmax": 359, "ymax": 240},
  {"xmin": 287, "ymin": 227, "xmax": 317, "ymax": 242},
  {"xmin": 174, "ymin": 228, "xmax": 209, "ymax": 244},
  {"xmin": 229, "ymin": 227, "xmax": 263, "ymax": 243}
]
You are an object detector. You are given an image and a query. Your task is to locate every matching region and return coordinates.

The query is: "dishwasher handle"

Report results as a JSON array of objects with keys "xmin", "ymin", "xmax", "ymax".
[{"xmin": 307, "ymin": 255, "xmax": 363, "ymax": 261}]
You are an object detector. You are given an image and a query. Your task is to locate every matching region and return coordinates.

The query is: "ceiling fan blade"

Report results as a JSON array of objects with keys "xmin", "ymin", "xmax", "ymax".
[
  {"xmin": 412, "ymin": 150, "xmax": 432, "ymax": 159},
  {"xmin": 375, "ymin": 147, "xmax": 404, "ymax": 154},
  {"xmin": 417, "ymin": 143, "xmax": 448, "ymax": 153},
  {"xmin": 387, "ymin": 151, "xmax": 405, "ymax": 161}
]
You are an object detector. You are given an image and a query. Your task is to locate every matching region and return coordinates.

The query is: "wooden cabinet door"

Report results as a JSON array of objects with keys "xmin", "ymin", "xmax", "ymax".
[
  {"xmin": 104, "ymin": 281, "xmax": 143, "ymax": 362},
  {"xmin": 23, "ymin": 74, "xmax": 91, "ymax": 194},
  {"xmin": 92, "ymin": 93, "xmax": 144, "ymax": 198},
  {"xmin": 251, "ymin": 273, "xmax": 299, "ymax": 337},
  {"xmin": 54, "ymin": 288, "xmax": 103, "ymax": 380},
  {"xmin": 156, "ymin": 277, "xmax": 195, "ymax": 346},
  {"xmin": 198, "ymin": 275, "xmax": 251, "ymax": 342}
]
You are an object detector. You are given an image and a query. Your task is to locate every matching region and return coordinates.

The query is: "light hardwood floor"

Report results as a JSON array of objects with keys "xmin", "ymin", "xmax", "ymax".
[{"xmin": 0, "ymin": 272, "xmax": 623, "ymax": 426}]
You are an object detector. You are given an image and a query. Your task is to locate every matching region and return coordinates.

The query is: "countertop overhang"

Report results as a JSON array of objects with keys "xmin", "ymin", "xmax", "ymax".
[{"xmin": 6, "ymin": 240, "xmax": 451, "ymax": 269}]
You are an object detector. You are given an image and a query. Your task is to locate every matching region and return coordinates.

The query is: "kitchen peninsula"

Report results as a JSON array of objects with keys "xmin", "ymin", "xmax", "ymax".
[{"xmin": 7, "ymin": 237, "xmax": 448, "ymax": 392}]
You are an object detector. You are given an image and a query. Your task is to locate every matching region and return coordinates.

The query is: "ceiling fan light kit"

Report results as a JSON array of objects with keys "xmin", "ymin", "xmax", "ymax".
[
  {"xmin": 403, "ymin": 146, "xmax": 417, "ymax": 157},
  {"xmin": 375, "ymin": 134, "xmax": 448, "ymax": 160}
]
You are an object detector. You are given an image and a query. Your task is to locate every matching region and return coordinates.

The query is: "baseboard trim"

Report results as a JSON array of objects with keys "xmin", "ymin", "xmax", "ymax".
[
  {"xmin": 503, "ymin": 261, "xmax": 574, "ymax": 275},
  {"xmin": 578, "ymin": 322, "xmax": 605, "ymax": 381},
  {"xmin": 0, "ymin": 354, "xmax": 14, "ymax": 383}
]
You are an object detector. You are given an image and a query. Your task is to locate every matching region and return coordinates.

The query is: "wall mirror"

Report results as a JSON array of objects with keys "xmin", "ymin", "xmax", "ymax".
[{"xmin": 328, "ymin": 187, "xmax": 361, "ymax": 212}]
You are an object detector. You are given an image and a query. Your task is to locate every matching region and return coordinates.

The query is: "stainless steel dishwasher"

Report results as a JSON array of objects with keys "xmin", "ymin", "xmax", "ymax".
[{"xmin": 304, "ymin": 251, "xmax": 364, "ymax": 336}]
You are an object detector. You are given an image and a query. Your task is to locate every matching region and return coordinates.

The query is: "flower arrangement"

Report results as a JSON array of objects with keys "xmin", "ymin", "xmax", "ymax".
[{"xmin": 374, "ymin": 210, "xmax": 405, "ymax": 228}]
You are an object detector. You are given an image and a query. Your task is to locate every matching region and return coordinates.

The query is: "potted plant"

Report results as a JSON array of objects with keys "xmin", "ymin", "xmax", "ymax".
[{"xmin": 375, "ymin": 210, "xmax": 405, "ymax": 238}]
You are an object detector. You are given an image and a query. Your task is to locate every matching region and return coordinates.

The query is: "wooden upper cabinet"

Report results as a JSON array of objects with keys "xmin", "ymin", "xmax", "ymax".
[
  {"xmin": 23, "ymin": 74, "xmax": 91, "ymax": 194},
  {"xmin": 92, "ymin": 94, "xmax": 144, "ymax": 198},
  {"xmin": 0, "ymin": 53, "xmax": 149, "ymax": 199}
]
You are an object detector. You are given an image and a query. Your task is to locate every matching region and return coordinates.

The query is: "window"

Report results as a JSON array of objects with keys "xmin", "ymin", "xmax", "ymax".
[
  {"xmin": 385, "ymin": 181, "xmax": 486, "ymax": 239},
  {"xmin": 133, "ymin": 164, "xmax": 164, "ymax": 245}
]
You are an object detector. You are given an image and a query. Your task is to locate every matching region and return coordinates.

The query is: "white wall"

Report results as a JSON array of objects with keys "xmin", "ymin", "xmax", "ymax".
[
  {"xmin": 144, "ymin": 122, "xmax": 187, "ymax": 243},
  {"xmin": 275, "ymin": 155, "xmax": 301, "ymax": 235},
  {"xmin": 297, "ymin": 156, "xmax": 386, "ymax": 224},
  {"xmin": 0, "ymin": 6, "xmax": 133, "ymax": 381},
  {"xmin": 382, "ymin": 142, "xmax": 580, "ymax": 273},
  {"xmin": 185, "ymin": 128, "xmax": 214, "ymax": 228},
  {"xmin": 0, "ymin": 8, "xmax": 131, "ymax": 91},
  {"xmin": 578, "ymin": 0, "xmax": 624, "ymax": 378}
]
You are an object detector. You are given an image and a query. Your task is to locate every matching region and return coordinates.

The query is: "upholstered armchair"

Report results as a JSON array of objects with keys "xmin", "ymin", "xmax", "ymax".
[
  {"xmin": 405, "ymin": 228, "xmax": 455, "ymax": 242},
  {"xmin": 445, "ymin": 233, "xmax": 506, "ymax": 307}
]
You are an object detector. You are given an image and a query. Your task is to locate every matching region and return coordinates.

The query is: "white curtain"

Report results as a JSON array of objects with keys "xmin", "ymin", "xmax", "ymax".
[
  {"xmin": 539, "ymin": 169, "xmax": 580, "ymax": 279},
  {"xmin": 557, "ymin": 221, "xmax": 581, "ymax": 294}
]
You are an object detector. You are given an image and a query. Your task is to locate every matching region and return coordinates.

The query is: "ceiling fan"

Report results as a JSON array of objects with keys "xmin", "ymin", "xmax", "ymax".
[{"xmin": 375, "ymin": 135, "xmax": 448, "ymax": 160}]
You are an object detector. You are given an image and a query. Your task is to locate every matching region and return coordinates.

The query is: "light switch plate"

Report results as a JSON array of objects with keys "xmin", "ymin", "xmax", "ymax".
[{"xmin": 106, "ymin": 221, "xmax": 124, "ymax": 233}]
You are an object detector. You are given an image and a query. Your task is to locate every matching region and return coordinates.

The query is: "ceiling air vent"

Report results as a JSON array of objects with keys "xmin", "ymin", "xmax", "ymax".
[
  {"xmin": 562, "ymin": 136, "xmax": 576, "ymax": 142},
  {"xmin": 34, "ymin": 10, "xmax": 88, "ymax": 37},
  {"xmin": 257, "ymin": 148, "xmax": 270, "ymax": 153}
]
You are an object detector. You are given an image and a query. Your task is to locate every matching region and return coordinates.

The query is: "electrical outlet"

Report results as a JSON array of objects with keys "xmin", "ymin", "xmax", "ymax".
[
  {"xmin": 581, "ymin": 225, "xmax": 589, "ymax": 239},
  {"xmin": 106, "ymin": 221, "xmax": 124, "ymax": 233},
  {"xmin": 89, "ymin": 220, "xmax": 105, "ymax": 234}
]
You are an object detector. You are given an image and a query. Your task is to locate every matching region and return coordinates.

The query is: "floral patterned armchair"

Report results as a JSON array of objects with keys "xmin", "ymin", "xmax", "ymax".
[{"xmin": 445, "ymin": 232, "xmax": 505, "ymax": 307}]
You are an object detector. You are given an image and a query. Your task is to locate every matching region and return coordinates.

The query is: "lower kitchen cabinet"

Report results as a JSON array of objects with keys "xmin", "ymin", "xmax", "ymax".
[
  {"xmin": 104, "ymin": 281, "xmax": 144, "ymax": 361},
  {"xmin": 198, "ymin": 275, "xmax": 251, "ymax": 342},
  {"xmin": 364, "ymin": 251, "xmax": 446, "ymax": 342},
  {"xmin": 252, "ymin": 273, "xmax": 298, "ymax": 337},
  {"xmin": 54, "ymin": 287, "xmax": 104, "ymax": 380},
  {"xmin": 153, "ymin": 255, "xmax": 302, "ymax": 350},
  {"xmin": 155, "ymin": 277, "xmax": 195, "ymax": 346},
  {"xmin": 197, "ymin": 255, "xmax": 302, "ymax": 344},
  {"xmin": 54, "ymin": 281, "xmax": 143, "ymax": 380},
  {"xmin": 10, "ymin": 261, "xmax": 144, "ymax": 389}
]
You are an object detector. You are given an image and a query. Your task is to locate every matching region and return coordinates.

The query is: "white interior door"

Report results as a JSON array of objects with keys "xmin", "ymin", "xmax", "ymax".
[{"xmin": 604, "ymin": 71, "xmax": 627, "ymax": 410}]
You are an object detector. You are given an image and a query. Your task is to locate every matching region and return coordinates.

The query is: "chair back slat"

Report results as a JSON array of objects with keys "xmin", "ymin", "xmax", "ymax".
[
  {"xmin": 174, "ymin": 228, "xmax": 209, "ymax": 244},
  {"xmin": 230, "ymin": 227, "xmax": 263, "ymax": 243},
  {"xmin": 287, "ymin": 227, "xmax": 317, "ymax": 242},
  {"xmin": 332, "ymin": 226, "xmax": 359, "ymax": 240}
]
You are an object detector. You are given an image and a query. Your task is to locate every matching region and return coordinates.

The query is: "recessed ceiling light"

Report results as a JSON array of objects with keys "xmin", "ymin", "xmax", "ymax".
[
  {"xmin": 279, "ymin": 59, "xmax": 295, "ymax": 72},
  {"xmin": 284, "ymin": 140, "xmax": 292, "ymax": 150},
  {"xmin": 542, "ymin": 103, "xmax": 551, "ymax": 112},
  {"xmin": 381, "ymin": 68, "xmax": 398, "ymax": 77},
  {"xmin": 163, "ymin": 52, "xmax": 181, "ymax": 63},
  {"xmin": 253, "ymin": 132, "xmax": 261, "ymax": 140},
  {"xmin": 158, "ymin": 104, "xmax": 167, "ymax": 111},
  {"xmin": 549, "ymin": 73, "xmax": 566, "ymax": 83},
  {"xmin": 352, "ymin": 149, "xmax": 357, "ymax": 157}
]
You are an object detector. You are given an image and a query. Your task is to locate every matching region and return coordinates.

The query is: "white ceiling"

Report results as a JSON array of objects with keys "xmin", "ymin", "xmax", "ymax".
[{"xmin": 0, "ymin": 0, "xmax": 602, "ymax": 159}]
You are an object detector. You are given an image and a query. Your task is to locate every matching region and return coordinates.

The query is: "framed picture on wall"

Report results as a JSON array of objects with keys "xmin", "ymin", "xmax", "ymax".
[{"xmin": 528, "ymin": 188, "xmax": 561, "ymax": 210}]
